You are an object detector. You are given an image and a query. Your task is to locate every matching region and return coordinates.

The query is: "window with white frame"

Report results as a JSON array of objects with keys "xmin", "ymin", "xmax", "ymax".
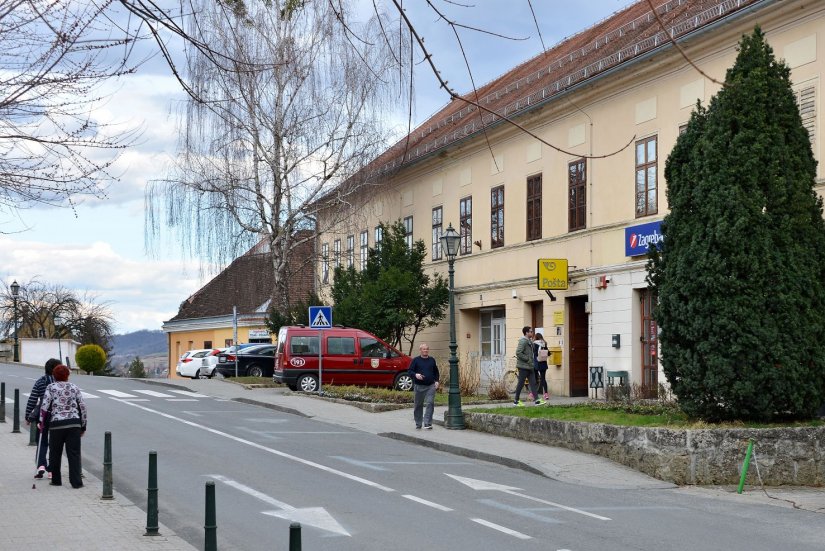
[
  {"xmin": 403, "ymin": 216, "xmax": 413, "ymax": 249},
  {"xmin": 333, "ymin": 239, "xmax": 341, "ymax": 268},
  {"xmin": 321, "ymin": 243, "xmax": 329, "ymax": 284},
  {"xmin": 460, "ymin": 196, "xmax": 472, "ymax": 255},
  {"xmin": 432, "ymin": 206, "xmax": 443, "ymax": 260},
  {"xmin": 360, "ymin": 230, "xmax": 368, "ymax": 270},
  {"xmin": 346, "ymin": 235, "xmax": 354, "ymax": 268}
]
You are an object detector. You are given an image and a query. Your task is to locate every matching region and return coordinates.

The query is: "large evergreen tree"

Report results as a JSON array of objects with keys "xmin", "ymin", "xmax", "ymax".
[
  {"xmin": 648, "ymin": 28, "xmax": 825, "ymax": 421},
  {"xmin": 331, "ymin": 221, "xmax": 449, "ymax": 354}
]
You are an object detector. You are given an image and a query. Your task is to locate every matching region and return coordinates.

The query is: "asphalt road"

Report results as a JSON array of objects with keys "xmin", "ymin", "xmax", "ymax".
[{"xmin": 4, "ymin": 367, "xmax": 824, "ymax": 550}]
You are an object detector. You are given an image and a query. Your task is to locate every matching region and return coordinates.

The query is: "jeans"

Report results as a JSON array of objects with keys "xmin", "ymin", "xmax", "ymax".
[
  {"xmin": 514, "ymin": 368, "xmax": 538, "ymax": 402},
  {"xmin": 49, "ymin": 427, "xmax": 83, "ymax": 487},
  {"xmin": 413, "ymin": 383, "xmax": 437, "ymax": 427}
]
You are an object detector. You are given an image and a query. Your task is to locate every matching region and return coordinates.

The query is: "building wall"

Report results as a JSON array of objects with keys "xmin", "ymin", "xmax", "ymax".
[
  {"xmin": 21, "ymin": 338, "xmax": 80, "ymax": 369},
  {"xmin": 317, "ymin": 1, "xmax": 824, "ymax": 395}
]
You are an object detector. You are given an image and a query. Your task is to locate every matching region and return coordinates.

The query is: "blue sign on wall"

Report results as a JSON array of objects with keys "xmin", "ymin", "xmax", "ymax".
[{"xmin": 625, "ymin": 221, "xmax": 664, "ymax": 257}]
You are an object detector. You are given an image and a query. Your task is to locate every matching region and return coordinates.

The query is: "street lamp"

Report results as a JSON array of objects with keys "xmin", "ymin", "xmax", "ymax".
[
  {"xmin": 10, "ymin": 280, "xmax": 19, "ymax": 362},
  {"xmin": 440, "ymin": 223, "xmax": 465, "ymax": 429}
]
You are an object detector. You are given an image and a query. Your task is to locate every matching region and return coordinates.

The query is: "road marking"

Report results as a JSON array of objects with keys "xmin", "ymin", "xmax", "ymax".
[
  {"xmin": 470, "ymin": 518, "xmax": 531, "ymax": 540},
  {"xmin": 81, "ymin": 392, "xmax": 99, "ymax": 399},
  {"xmin": 207, "ymin": 474, "xmax": 350, "ymax": 536},
  {"xmin": 170, "ymin": 390, "xmax": 210, "ymax": 398},
  {"xmin": 402, "ymin": 495, "xmax": 453, "ymax": 511},
  {"xmin": 166, "ymin": 399, "xmax": 198, "ymax": 402},
  {"xmin": 478, "ymin": 498, "xmax": 563, "ymax": 524},
  {"xmin": 332, "ymin": 456, "xmax": 470, "ymax": 471},
  {"xmin": 115, "ymin": 399, "xmax": 395, "ymax": 492},
  {"xmin": 134, "ymin": 390, "xmax": 176, "ymax": 398},
  {"xmin": 446, "ymin": 474, "xmax": 611, "ymax": 521},
  {"xmin": 98, "ymin": 390, "xmax": 138, "ymax": 398}
]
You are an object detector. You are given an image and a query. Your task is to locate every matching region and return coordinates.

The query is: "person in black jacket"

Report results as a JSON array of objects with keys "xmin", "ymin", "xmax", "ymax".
[
  {"xmin": 25, "ymin": 358, "xmax": 61, "ymax": 479},
  {"xmin": 408, "ymin": 343, "xmax": 439, "ymax": 429}
]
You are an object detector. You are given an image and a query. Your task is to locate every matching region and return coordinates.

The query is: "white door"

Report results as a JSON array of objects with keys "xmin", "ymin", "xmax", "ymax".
[{"xmin": 480, "ymin": 310, "xmax": 506, "ymax": 385}]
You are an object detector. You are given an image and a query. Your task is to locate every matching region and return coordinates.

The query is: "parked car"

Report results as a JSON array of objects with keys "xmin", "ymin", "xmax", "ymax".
[
  {"xmin": 216, "ymin": 343, "xmax": 265, "ymax": 365},
  {"xmin": 199, "ymin": 348, "xmax": 228, "ymax": 378},
  {"xmin": 272, "ymin": 326, "xmax": 413, "ymax": 392},
  {"xmin": 214, "ymin": 344, "xmax": 278, "ymax": 378},
  {"xmin": 176, "ymin": 349, "xmax": 215, "ymax": 379}
]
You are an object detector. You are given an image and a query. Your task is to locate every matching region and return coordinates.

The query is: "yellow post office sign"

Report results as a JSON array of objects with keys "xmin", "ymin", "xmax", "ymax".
[{"xmin": 537, "ymin": 259, "xmax": 568, "ymax": 290}]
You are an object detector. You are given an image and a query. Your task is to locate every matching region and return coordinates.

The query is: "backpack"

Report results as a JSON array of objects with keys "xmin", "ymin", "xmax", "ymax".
[{"xmin": 537, "ymin": 345, "xmax": 549, "ymax": 362}]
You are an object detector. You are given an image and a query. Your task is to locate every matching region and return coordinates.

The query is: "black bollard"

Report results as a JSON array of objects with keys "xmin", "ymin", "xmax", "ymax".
[
  {"xmin": 289, "ymin": 522, "xmax": 302, "ymax": 551},
  {"xmin": 12, "ymin": 388, "xmax": 20, "ymax": 433},
  {"xmin": 145, "ymin": 450, "xmax": 159, "ymax": 536},
  {"xmin": 29, "ymin": 418, "xmax": 37, "ymax": 445},
  {"xmin": 1, "ymin": 381, "xmax": 5, "ymax": 422},
  {"xmin": 204, "ymin": 482, "xmax": 217, "ymax": 551},
  {"xmin": 101, "ymin": 432, "xmax": 113, "ymax": 500}
]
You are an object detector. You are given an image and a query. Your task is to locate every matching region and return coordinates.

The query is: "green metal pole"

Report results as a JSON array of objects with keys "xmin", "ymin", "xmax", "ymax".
[
  {"xmin": 289, "ymin": 522, "xmax": 302, "ymax": 551},
  {"xmin": 101, "ymin": 432, "xmax": 113, "ymax": 500},
  {"xmin": 444, "ymin": 254, "xmax": 465, "ymax": 429},
  {"xmin": 29, "ymin": 417, "xmax": 37, "ymax": 445},
  {"xmin": 12, "ymin": 388, "xmax": 20, "ymax": 433},
  {"xmin": 737, "ymin": 439, "xmax": 755, "ymax": 494},
  {"xmin": 145, "ymin": 450, "xmax": 159, "ymax": 536},
  {"xmin": 1, "ymin": 381, "xmax": 5, "ymax": 422},
  {"xmin": 204, "ymin": 482, "xmax": 217, "ymax": 551}
]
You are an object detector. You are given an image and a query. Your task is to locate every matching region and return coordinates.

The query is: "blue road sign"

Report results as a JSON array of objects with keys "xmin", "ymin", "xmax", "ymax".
[{"xmin": 308, "ymin": 306, "xmax": 332, "ymax": 329}]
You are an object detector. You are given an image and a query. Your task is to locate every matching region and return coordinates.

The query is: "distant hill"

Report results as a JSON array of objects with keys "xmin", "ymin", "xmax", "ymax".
[
  {"xmin": 111, "ymin": 329, "xmax": 167, "ymax": 358},
  {"xmin": 110, "ymin": 330, "xmax": 168, "ymax": 377}
]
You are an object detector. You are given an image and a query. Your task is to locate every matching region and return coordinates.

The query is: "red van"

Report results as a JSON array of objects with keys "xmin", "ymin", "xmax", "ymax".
[{"xmin": 273, "ymin": 326, "xmax": 413, "ymax": 392}]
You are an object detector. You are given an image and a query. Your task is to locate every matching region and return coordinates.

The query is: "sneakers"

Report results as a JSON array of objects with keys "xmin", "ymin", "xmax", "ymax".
[
  {"xmin": 534, "ymin": 399, "xmax": 546, "ymax": 406},
  {"xmin": 543, "ymin": 393, "xmax": 550, "ymax": 401},
  {"xmin": 514, "ymin": 400, "xmax": 525, "ymax": 407},
  {"xmin": 424, "ymin": 424, "xmax": 432, "ymax": 430},
  {"xmin": 415, "ymin": 425, "xmax": 422, "ymax": 429},
  {"xmin": 47, "ymin": 471, "xmax": 52, "ymax": 480},
  {"xmin": 34, "ymin": 466, "xmax": 46, "ymax": 479}
]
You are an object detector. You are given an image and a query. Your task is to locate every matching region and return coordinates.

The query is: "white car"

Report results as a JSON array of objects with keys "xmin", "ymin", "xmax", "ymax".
[
  {"xmin": 200, "ymin": 348, "xmax": 227, "ymax": 378},
  {"xmin": 176, "ymin": 349, "xmax": 215, "ymax": 379}
]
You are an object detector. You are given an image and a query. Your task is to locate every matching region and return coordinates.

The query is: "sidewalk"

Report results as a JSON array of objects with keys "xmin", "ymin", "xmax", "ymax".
[{"xmin": 0, "ymin": 421, "xmax": 196, "ymax": 551}]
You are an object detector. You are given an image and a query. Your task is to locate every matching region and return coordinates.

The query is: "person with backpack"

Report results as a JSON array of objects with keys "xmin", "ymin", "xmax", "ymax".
[
  {"xmin": 513, "ymin": 326, "xmax": 544, "ymax": 406},
  {"xmin": 25, "ymin": 358, "xmax": 61, "ymax": 479},
  {"xmin": 533, "ymin": 332, "xmax": 550, "ymax": 401}
]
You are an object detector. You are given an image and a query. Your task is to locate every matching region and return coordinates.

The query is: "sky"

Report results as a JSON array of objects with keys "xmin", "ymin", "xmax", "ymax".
[{"xmin": 0, "ymin": 0, "xmax": 629, "ymax": 334}]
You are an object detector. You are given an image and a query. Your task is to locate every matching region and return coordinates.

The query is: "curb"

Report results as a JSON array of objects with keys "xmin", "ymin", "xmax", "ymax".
[
  {"xmin": 231, "ymin": 397, "xmax": 310, "ymax": 418},
  {"xmin": 379, "ymin": 431, "xmax": 547, "ymax": 478}
]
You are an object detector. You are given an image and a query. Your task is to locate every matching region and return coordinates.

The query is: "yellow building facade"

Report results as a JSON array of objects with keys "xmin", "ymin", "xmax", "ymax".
[{"xmin": 317, "ymin": 0, "xmax": 823, "ymax": 396}]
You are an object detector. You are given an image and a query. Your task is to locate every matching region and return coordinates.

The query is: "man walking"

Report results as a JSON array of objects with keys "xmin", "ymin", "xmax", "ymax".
[
  {"xmin": 25, "ymin": 358, "xmax": 61, "ymax": 478},
  {"xmin": 408, "ymin": 343, "xmax": 439, "ymax": 429},
  {"xmin": 514, "ymin": 327, "xmax": 544, "ymax": 406}
]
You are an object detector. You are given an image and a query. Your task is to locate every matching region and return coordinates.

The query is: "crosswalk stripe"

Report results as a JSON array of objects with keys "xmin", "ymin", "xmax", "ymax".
[
  {"xmin": 97, "ymin": 390, "xmax": 138, "ymax": 398},
  {"xmin": 133, "ymin": 390, "xmax": 176, "ymax": 398},
  {"xmin": 81, "ymin": 392, "xmax": 99, "ymax": 399},
  {"xmin": 169, "ymin": 390, "xmax": 210, "ymax": 398},
  {"xmin": 167, "ymin": 398, "xmax": 198, "ymax": 402}
]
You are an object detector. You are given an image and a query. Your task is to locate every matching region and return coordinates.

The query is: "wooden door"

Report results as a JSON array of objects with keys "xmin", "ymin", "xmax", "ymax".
[
  {"xmin": 569, "ymin": 296, "xmax": 589, "ymax": 397},
  {"xmin": 640, "ymin": 289, "xmax": 659, "ymax": 398}
]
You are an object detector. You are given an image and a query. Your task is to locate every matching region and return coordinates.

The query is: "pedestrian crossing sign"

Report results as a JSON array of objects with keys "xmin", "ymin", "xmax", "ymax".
[{"xmin": 308, "ymin": 306, "xmax": 333, "ymax": 329}]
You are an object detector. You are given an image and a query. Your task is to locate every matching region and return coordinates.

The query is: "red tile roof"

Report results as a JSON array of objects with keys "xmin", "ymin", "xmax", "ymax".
[
  {"xmin": 168, "ymin": 232, "xmax": 316, "ymax": 322},
  {"xmin": 367, "ymin": 0, "xmax": 762, "ymax": 176}
]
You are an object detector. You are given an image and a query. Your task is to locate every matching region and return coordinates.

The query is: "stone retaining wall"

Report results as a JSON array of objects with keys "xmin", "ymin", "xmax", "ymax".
[{"xmin": 463, "ymin": 412, "xmax": 825, "ymax": 486}]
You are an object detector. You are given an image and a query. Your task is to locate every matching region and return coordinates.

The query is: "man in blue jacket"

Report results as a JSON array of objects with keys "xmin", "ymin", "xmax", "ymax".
[
  {"xmin": 25, "ymin": 358, "xmax": 61, "ymax": 478},
  {"xmin": 408, "ymin": 343, "xmax": 439, "ymax": 429}
]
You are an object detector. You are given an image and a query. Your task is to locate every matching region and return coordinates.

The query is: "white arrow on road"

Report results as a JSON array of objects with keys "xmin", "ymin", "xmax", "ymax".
[
  {"xmin": 207, "ymin": 475, "xmax": 350, "ymax": 536},
  {"xmin": 446, "ymin": 474, "xmax": 611, "ymax": 521}
]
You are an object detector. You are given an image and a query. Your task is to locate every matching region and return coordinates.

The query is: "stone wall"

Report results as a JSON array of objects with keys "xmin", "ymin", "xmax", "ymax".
[{"xmin": 463, "ymin": 412, "xmax": 825, "ymax": 486}]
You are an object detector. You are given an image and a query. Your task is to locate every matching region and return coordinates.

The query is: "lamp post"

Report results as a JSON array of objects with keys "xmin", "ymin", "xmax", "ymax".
[
  {"xmin": 54, "ymin": 313, "xmax": 63, "ymax": 364},
  {"xmin": 10, "ymin": 280, "xmax": 19, "ymax": 363},
  {"xmin": 440, "ymin": 223, "xmax": 465, "ymax": 429}
]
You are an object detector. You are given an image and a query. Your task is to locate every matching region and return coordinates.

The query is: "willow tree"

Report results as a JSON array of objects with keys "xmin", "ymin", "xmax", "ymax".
[{"xmin": 145, "ymin": 0, "xmax": 407, "ymax": 312}]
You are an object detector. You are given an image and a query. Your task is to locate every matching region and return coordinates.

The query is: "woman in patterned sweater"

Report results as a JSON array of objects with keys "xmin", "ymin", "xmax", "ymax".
[{"xmin": 40, "ymin": 364, "xmax": 87, "ymax": 488}]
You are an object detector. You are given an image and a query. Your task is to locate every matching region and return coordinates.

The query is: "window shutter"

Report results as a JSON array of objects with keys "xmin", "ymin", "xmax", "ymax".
[{"xmin": 796, "ymin": 85, "xmax": 816, "ymax": 146}]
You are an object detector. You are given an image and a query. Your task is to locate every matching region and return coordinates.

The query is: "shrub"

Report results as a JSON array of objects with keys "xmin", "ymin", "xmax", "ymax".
[{"xmin": 75, "ymin": 344, "xmax": 107, "ymax": 375}]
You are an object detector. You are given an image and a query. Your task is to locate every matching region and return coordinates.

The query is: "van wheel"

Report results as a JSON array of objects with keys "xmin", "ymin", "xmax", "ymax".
[
  {"xmin": 247, "ymin": 365, "xmax": 263, "ymax": 378},
  {"xmin": 297, "ymin": 374, "xmax": 318, "ymax": 393},
  {"xmin": 393, "ymin": 373, "xmax": 414, "ymax": 392}
]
